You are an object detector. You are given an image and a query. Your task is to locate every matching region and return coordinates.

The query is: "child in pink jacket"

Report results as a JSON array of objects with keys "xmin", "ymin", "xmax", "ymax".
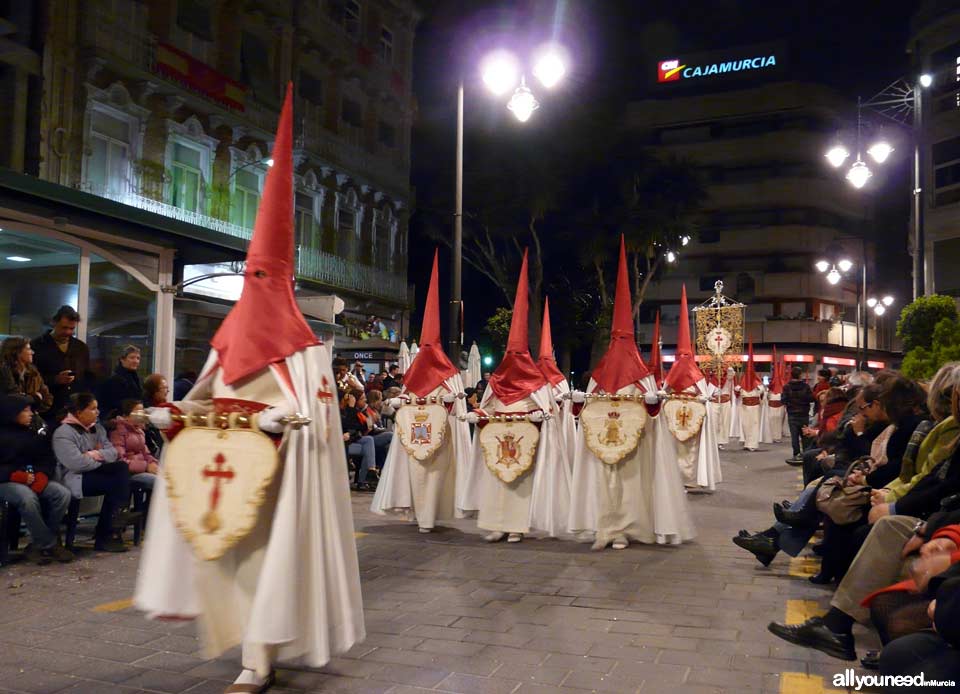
[{"xmin": 110, "ymin": 399, "xmax": 159, "ymax": 489}]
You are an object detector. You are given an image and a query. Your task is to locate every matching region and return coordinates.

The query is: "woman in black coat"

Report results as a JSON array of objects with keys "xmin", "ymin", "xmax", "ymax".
[{"xmin": 97, "ymin": 345, "xmax": 143, "ymax": 421}]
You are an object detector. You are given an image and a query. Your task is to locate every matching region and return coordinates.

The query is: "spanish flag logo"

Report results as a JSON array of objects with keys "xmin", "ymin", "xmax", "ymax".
[{"xmin": 658, "ymin": 59, "xmax": 685, "ymax": 83}]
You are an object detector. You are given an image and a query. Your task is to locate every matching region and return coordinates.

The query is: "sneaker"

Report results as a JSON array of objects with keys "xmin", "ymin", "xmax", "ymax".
[
  {"xmin": 484, "ymin": 531, "xmax": 505, "ymax": 543},
  {"xmin": 94, "ymin": 538, "xmax": 128, "ymax": 553},
  {"xmin": 48, "ymin": 545, "xmax": 75, "ymax": 563}
]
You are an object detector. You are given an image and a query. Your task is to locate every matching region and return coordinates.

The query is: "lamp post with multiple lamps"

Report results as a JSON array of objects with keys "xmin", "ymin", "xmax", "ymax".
[
  {"xmin": 448, "ymin": 44, "xmax": 569, "ymax": 363},
  {"xmin": 815, "ymin": 244, "xmax": 867, "ymax": 369},
  {"xmin": 824, "ymin": 73, "xmax": 933, "ymax": 299}
]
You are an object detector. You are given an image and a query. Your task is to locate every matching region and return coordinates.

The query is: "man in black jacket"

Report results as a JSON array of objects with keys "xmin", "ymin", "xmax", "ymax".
[
  {"xmin": 0, "ymin": 395, "xmax": 73, "ymax": 564},
  {"xmin": 30, "ymin": 306, "xmax": 91, "ymax": 420},
  {"xmin": 97, "ymin": 345, "xmax": 143, "ymax": 420},
  {"xmin": 782, "ymin": 367, "xmax": 814, "ymax": 462}
]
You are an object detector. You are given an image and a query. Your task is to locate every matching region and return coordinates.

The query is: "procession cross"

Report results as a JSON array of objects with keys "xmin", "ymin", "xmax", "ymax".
[
  {"xmin": 714, "ymin": 332, "xmax": 725, "ymax": 352},
  {"xmin": 201, "ymin": 453, "xmax": 234, "ymax": 532},
  {"xmin": 677, "ymin": 406, "xmax": 692, "ymax": 429}
]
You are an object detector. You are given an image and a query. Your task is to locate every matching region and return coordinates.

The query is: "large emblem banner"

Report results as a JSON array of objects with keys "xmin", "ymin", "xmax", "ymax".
[
  {"xmin": 580, "ymin": 399, "xmax": 648, "ymax": 465},
  {"xmin": 396, "ymin": 403, "xmax": 448, "ymax": 462},
  {"xmin": 164, "ymin": 427, "xmax": 280, "ymax": 561},
  {"xmin": 479, "ymin": 419, "xmax": 539, "ymax": 483}
]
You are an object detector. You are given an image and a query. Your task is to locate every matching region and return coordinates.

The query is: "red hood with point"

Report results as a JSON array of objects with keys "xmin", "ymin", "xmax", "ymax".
[
  {"xmin": 536, "ymin": 296, "xmax": 566, "ymax": 387},
  {"xmin": 402, "ymin": 250, "xmax": 459, "ymax": 397},
  {"xmin": 769, "ymin": 346, "xmax": 784, "ymax": 394},
  {"xmin": 664, "ymin": 284, "xmax": 704, "ymax": 393},
  {"xmin": 648, "ymin": 311, "xmax": 663, "ymax": 387},
  {"xmin": 741, "ymin": 340, "xmax": 760, "ymax": 392},
  {"xmin": 211, "ymin": 84, "xmax": 319, "ymax": 385}
]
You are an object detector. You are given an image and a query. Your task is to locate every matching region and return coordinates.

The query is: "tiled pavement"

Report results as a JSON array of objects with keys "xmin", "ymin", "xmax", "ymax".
[{"xmin": 0, "ymin": 441, "xmax": 882, "ymax": 693}]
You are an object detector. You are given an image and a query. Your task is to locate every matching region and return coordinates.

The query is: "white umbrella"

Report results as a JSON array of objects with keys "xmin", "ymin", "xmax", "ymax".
[
  {"xmin": 466, "ymin": 341, "xmax": 481, "ymax": 389},
  {"xmin": 398, "ymin": 341, "xmax": 411, "ymax": 374},
  {"xmin": 409, "ymin": 341, "xmax": 419, "ymax": 363}
]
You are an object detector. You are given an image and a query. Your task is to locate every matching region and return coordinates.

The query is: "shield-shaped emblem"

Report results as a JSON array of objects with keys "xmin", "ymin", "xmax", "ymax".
[
  {"xmin": 479, "ymin": 419, "xmax": 540, "ymax": 483},
  {"xmin": 395, "ymin": 403, "xmax": 448, "ymax": 462},
  {"xmin": 580, "ymin": 399, "xmax": 648, "ymax": 465},
  {"xmin": 163, "ymin": 427, "xmax": 280, "ymax": 561},
  {"xmin": 663, "ymin": 398, "xmax": 707, "ymax": 442}
]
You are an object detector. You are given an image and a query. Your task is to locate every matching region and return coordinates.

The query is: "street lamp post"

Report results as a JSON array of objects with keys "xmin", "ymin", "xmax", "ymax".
[
  {"xmin": 824, "ymin": 75, "xmax": 932, "ymax": 299},
  {"xmin": 447, "ymin": 44, "xmax": 569, "ymax": 363},
  {"xmin": 815, "ymin": 242, "xmax": 868, "ymax": 369}
]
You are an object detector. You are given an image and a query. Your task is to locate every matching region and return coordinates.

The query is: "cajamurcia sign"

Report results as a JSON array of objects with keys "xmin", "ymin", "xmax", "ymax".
[{"xmin": 658, "ymin": 54, "xmax": 778, "ymax": 82}]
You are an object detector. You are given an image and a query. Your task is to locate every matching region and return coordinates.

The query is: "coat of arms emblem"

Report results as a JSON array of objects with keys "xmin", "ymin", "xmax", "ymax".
[
  {"xmin": 396, "ymin": 403, "xmax": 447, "ymax": 461},
  {"xmin": 580, "ymin": 399, "xmax": 647, "ymax": 465},
  {"xmin": 479, "ymin": 419, "xmax": 539, "ymax": 483}
]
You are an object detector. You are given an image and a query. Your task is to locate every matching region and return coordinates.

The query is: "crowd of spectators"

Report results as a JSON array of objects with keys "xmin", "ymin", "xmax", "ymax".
[
  {"xmin": 732, "ymin": 364, "xmax": 960, "ymax": 685},
  {"xmin": 0, "ymin": 306, "xmax": 175, "ymax": 563}
]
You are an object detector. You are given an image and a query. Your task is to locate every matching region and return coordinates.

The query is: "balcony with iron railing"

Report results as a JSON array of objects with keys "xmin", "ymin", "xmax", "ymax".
[{"xmin": 78, "ymin": 180, "xmax": 409, "ymax": 303}]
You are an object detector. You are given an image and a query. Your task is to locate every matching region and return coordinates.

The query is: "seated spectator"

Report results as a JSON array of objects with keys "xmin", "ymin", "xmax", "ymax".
[
  {"xmin": 97, "ymin": 345, "xmax": 143, "ymax": 421},
  {"xmin": 141, "ymin": 373, "xmax": 169, "ymax": 457},
  {"xmin": 0, "ymin": 337, "xmax": 53, "ymax": 420},
  {"xmin": 110, "ymin": 399, "xmax": 159, "ymax": 490},
  {"xmin": 356, "ymin": 390, "xmax": 392, "ymax": 470},
  {"xmin": 340, "ymin": 390, "xmax": 377, "ymax": 490},
  {"xmin": 172, "ymin": 370, "xmax": 197, "ymax": 401},
  {"xmin": 52, "ymin": 393, "xmax": 130, "ymax": 552},
  {"xmin": 0, "ymin": 395, "xmax": 73, "ymax": 564}
]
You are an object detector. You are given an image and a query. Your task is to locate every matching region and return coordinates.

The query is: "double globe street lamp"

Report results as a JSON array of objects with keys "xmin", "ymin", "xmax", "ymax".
[{"xmin": 449, "ymin": 43, "xmax": 570, "ymax": 361}]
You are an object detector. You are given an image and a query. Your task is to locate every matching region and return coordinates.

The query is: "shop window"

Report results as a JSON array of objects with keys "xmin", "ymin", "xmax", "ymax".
[
  {"xmin": 233, "ymin": 168, "xmax": 260, "ymax": 229},
  {"xmin": 379, "ymin": 27, "xmax": 393, "ymax": 63},
  {"xmin": 0, "ymin": 230, "xmax": 80, "ymax": 340},
  {"xmin": 171, "ymin": 142, "xmax": 203, "ymax": 213}
]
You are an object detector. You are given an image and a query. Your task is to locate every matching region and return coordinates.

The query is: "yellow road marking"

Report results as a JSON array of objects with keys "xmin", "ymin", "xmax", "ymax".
[
  {"xmin": 788, "ymin": 556, "xmax": 821, "ymax": 577},
  {"xmin": 92, "ymin": 598, "xmax": 134, "ymax": 613},
  {"xmin": 784, "ymin": 599, "xmax": 825, "ymax": 625},
  {"xmin": 779, "ymin": 672, "xmax": 845, "ymax": 694}
]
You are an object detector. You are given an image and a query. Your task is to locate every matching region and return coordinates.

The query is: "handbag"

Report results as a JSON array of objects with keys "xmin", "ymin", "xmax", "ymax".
[{"xmin": 815, "ymin": 457, "xmax": 873, "ymax": 525}]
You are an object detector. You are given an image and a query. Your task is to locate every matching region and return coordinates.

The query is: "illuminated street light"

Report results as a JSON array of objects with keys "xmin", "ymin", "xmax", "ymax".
[
  {"xmin": 532, "ymin": 44, "xmax": 567, "ymax": 89},
  {"xmin": 825, "ymin": 144, "xmax": 850, "ymax": 168},
  {"xmin": 846, "ymin": 158, "xmax": 872, "ymax": 189},
  {"xmin": 665, "ymin": 250, "xmax": 677, "ymax": 263},
  {"xmin": 867, "ymin": 140, "xmax": 894, "ymax": 164},
  {"xmin": 815, "ymin": 259, "xmax": 830, "ymax": 273},
  {"xmin": 507, "ymin": 78, "xmax": 539, "ymax": 122},
  {"xmin": 481, "ymin": 50, "xmax": 520, "ymax": 95},
  {"xmin": 882, "ymin": 295, "xmax": 894, "ymax": 306},
  {"xmin": 874, "ymin": 304, "xmax": 886, "ymax": 316},
  {"xmin": 681, "ymin": 235, "xmax": 690, "ymax": 246},
  {"xmin": 919, "ymin": 73, "xmax": 933, "ymax": 88},
  {"xmin": 265, "ymin": 158, "xmax": 274, "ymax": 167},
  {"xmin": 837, "ymin": 258, "xmax": 854, "ymax": 273},
  {"xmin": 826, "ymin": 267, "xmax": 841, "ymax": 285},
  {"xmin": 867, "ymin": 297, "xmax": 878, "ymax": 308},
  {"xmin": 482, "ymin": 355, "xmax": 494, "ymax": 367}
]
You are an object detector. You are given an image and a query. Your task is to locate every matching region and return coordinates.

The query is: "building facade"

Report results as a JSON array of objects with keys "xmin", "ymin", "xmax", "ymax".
[
  {"xmin": 626, "ymin": 73, "xmax": 896, "ymax": 372},
  {"xmin": 909, "ymin": 0, "xmax": 960, "ymax": 296},
  {"xmin": 0, "ymin": 0, "xmax": 417, "ymax": 381}
]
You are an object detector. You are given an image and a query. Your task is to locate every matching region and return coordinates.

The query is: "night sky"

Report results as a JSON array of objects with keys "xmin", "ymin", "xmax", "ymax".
[{"xmin": 406, "ymin": 0, "xmax": 921, "ymax": 361}]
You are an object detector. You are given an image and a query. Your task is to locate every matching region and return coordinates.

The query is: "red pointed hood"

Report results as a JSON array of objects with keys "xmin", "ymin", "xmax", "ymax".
[
  {"xmin": 488, "ymin": 250, "xmax": 547, "ymax": 405},
  {"xmin": 403, "ymin": 250, "xmax": 459, "ymax": 397},
  {"xmin": 741, "ymin": 340, "xmax": 760, "ymax": 391},
  {"xmin": 536, "ymin": 297, "xmax": 566, "ymax": 386},
  {"xmin": 591, "ymin": 236, "xmax": 650, "ymax": 393},
  {"xmin": 664, "ymin": 284, "xmax": 704, "ymax": 392},
  {"xmin": 648, "ymin": 311, "xmax": 663, "ymax": 387},
  {"xmin": 211, "ymin": 84, "xmax": 319, "ymax": 385},
  {"xmin": 769, "ymin": 346, "xmax": 784, "ymax": 394}
]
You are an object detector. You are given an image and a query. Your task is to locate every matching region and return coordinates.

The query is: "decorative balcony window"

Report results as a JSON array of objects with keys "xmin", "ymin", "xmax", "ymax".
[
  {"xmin": 378, "ymin": 121, "xmax": 396, "ymax": 148},
  {"xmin": 295, "ymin": 191, "xmax": 319, "ymax": 251},
  {"xmin": 341, "ymin": 98, "xmax": 363, "ymax": 128},
  {"xmin": 171, "ymin": 143, "xmax": 203, "ymax": 213},
  {"xmin": 233, "ymin": 169, "xmax": 260, "ymax": 229},
  {"xmin": 336, "ymin": 189, "xmax": 360, "ymax": 261},
  {"xmin": 379, "ymin": 26, "xmax": 393, "ymax": 63},
  {"xmin": 86, "ymin": 109, "xmax": 133, "ymax": 198},
  {"xmin": 241, "ymin": 30, "xmax": 277, "ymax": 105},
  {"xmin": 299, "ymin": 71, "xmax": 324, "ymax": 107},
  {"xmin": 165, "ymin": 116, "xmax": 217, "ymax": 216}
]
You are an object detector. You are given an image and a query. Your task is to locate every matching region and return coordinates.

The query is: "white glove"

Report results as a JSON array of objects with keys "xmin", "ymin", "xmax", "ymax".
[
  {"xmin": 656, "ymin": 390, "xmax": 668, "ymax": 399},
  {"xmin": 464, "ymin": 412, "xmax": 479, "ymax": 424},
  {"xmin": 735, "ymin": 385, "xmax": 742, "ymax": 393},
  {"xmin": 528, "ymin": 410, "xmax": 545, "ymax": 423},
  {"xmin": 697, "ymin": 394, "xmax": 709, "ymax": 403},
  {"xmin": 387, "ymin": 397, "xmax": 404, "ymax": 410},
  {"xmin": 570, "ymin": 391, "xmax": 586, "ymax": 404},
  {"xmin": 441, "ymin": 392, "xmax": 457, "ymax": 404},
  {"xmin": 644, "ymin": 392, "xmax": 660, "ymax": 405},
  {"xmin": 145, "ymin": 407, "xmax": 173, "ymax": 429},
  {"xmin": 258, "ymin": 406, "xmax": 293, "ymax": 434}
]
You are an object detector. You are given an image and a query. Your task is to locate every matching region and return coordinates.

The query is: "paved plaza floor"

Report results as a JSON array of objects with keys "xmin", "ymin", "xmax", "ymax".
[{"xmin": 0, "ymin": 441, "xmax": 881, "ymax": 693}]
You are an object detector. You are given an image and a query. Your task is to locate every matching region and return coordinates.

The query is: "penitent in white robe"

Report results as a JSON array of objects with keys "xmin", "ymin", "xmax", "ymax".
[
  {"xmin": 664, "ymin": 381, "xmax": 723, "ymax": 493},
  {"xmin": 470, "ymin": 385, "xmax": 571, "ymax": 536},
  {"xmin": 568, "ymin": 376, "xmax": 695, "ymax": 545},
  {"xmin": 707, "ymin": 379, "xmax": 734, "ymax": 447},
  {"xmin": 739, "ymin": 386, "xmax": 763, "ymax": 450},
  {"xmin": 551, "ymin": 380, "xmax": 577, "ymax": 475},
  {"xmin": 370, "ymin": 375, "xmax": 473, "ymax": 529},
  {"xmin": 135, "ymin": 346, "xmax": 363, "ymax": 676},
  {"xmin": 761, "ymin": 392, "xmax": 786, "ymax": 443}
]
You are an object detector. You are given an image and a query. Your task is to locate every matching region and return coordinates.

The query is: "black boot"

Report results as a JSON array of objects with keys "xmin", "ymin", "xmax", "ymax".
[{"xmin": 732, "ymin": 534, "xmax": 778, "ymax": 566}]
